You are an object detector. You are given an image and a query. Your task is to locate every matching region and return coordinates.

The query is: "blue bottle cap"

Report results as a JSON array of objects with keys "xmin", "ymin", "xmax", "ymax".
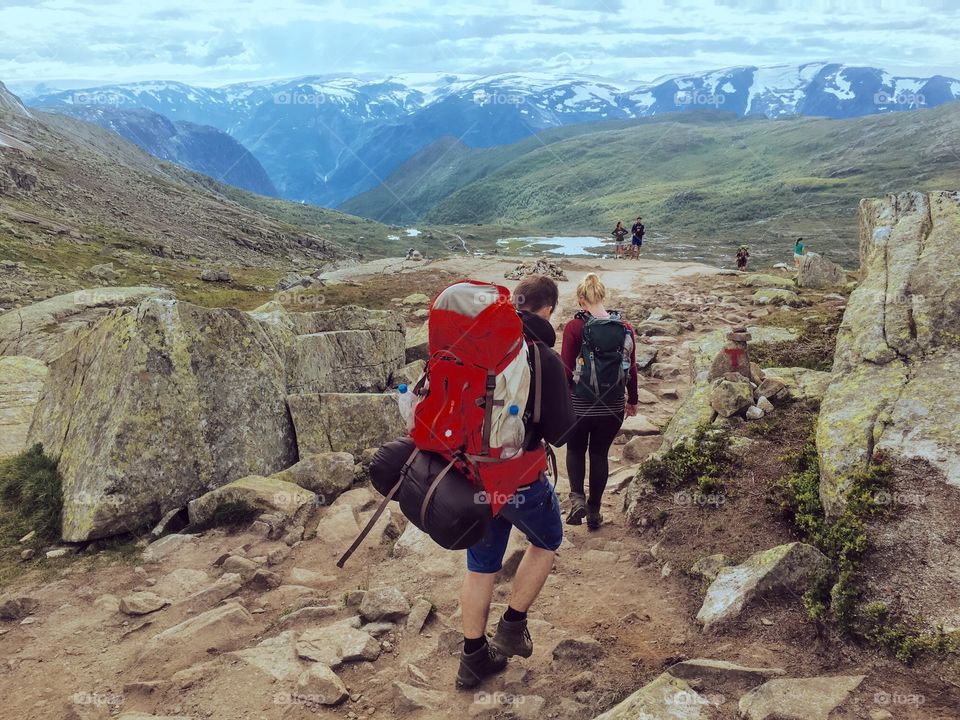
[
  {"xmin": 508, "ymin": 404, "xmax": 520, "ymax": 415},
  {"xmin": 398, "ymin": 384, "xmax": 408, "ymax": 393}
]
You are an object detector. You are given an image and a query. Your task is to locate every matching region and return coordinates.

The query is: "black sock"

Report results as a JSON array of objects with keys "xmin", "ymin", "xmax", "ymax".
[
  {"xmin": 463, "ymin": 635, "xmax": 487, "ymax": 654},
  {"xmin": 504, "ymin": 606, "xmax": 527, "ymax": 623}
]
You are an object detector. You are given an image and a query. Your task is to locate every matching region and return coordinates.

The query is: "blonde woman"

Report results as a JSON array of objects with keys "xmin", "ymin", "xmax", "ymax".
[{"xmin": 560, "ymin": 273, "xmax": 638, "ymax": 529}]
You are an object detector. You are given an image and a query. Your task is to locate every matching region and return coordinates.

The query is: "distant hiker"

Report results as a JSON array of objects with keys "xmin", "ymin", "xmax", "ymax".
[
  {"xmin": 561, "ymin": 272, "xmax": 639, "ymax": 530},
  {"xmin": 630, "ymin": 217, "xmax": 645, "ymax": 259},
  {"xmin": 611, "ymin": 221, "xmax": 628, "ymax": 259},
  {"xmin": 736, "ymin": 245, "xmax": 750, "ymax": 271},
  {"xmin": 457, "ymin": 275, "xmax": 575, "ymax": 688},
  {"xmin": 794, "ymin": 237, "xmax": 806, "ymax": 267}
]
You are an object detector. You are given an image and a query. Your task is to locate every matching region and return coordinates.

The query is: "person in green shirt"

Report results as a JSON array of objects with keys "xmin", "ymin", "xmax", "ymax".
[{"xmin": 794, "ymin": 237, "xmax": 806, "ymax": 267}]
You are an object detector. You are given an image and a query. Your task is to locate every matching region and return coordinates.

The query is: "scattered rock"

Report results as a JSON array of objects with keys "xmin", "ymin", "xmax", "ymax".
[
  {"xmin": 88, "ymin": 263, "xmax": 121, "ymax": 282},
  {"xmin": 709, "ymin": 378, "xmax": 754, "ymax": 418},
  {"xmin": 296, "ymin": 621, "xmax": 380, "ymax": 667},
  {"xmin": 360, "ymin": 586, "xmax": 410, "ymax": 622},
  {"xmin": 200, "ymin": 268, "xmax": 231, "ymax": 282},
  {"xmin": 406, "ymin": 598, "xmax": 433, "ymax": 634},
  {"xmin": 276, "ymin": 272, "xmax": 313, "ymax": 291},
  {"xmin": 622, "ymin": 435, "xmax": 661, "ymax": 462},
  {"xmin": 745, "ymin": 405, "xmax": 765, "ymax": 420},
  {"xmin": 393, "ymin": 681, "xmax": 447, "ymax": 712},
  {"xmin": 552, "ymin": 636, "xmax": 603, "ymax": 662},
  {"xmin": 696, "ymin": 542, "xmax": 830, "ymax": 630},
  {"xmin": 619, "ymin": 414, "xmax": 660, "ymax": 437},
  {"xmin": 401, "ymin": 292, "xmax": 430, "ymax": 305},
  {"xmin": 142, "ymin": 534, "xmax": 198, "ymax": 563},
  {"xmin": 504, "ymin": 257, "xmax": 568, "ymax": 281},
  {"xmin": 738, "ymin": 674, "xmax": 865, "ymax": 720},
  {"xmin": 187, "ymin": 475, "xmax": 316, "ymax": 527},
  {"xmin": 0, "ymin": 595, "xmax": 39, "ymax": 620},
  {"xmin": 668, "ymin": 658, "xmax": 786, "ymax": 693},
  {"xmin": 139, "ymin": 602, "xmax": 254, "ymax": 673},
  {"xmin": 272, "ymin": 452, "xmax": 355, "ymax": 503},
  {"xmin": 796, "ymin": 253, "xmax": 845, "ymax": 289},
  {"xmin": 753, "ymin": 288, "xmax": 802, "ymax": 307},
  {"xmin": 756, "ymin": 396, "xmax": 775, "ymax": 414},
  {"xmin": 295, "ymin": 663, "xmax": 348, "ymax": 706},
  {"xmin": 593, "ymin": 672, "xmax": 716, "ymax": 719},
  {"xmin": 119, "ymin": 592, "xmax": 170, "ymax": 616}
]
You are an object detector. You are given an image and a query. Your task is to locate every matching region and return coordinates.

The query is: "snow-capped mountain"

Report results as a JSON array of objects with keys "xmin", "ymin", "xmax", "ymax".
[{"xmin": 29, "ymin": 63, "xmax": 960, "ymax": 206}]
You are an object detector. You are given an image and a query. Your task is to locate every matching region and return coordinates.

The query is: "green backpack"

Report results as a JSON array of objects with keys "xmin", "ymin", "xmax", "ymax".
[{"xmin": 572, "ymin": 311, "xmax": 631, "ymax": 404}]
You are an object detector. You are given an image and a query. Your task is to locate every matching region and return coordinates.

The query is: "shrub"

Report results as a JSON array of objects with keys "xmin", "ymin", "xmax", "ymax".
[
  {"xmin": 638, "ymin": 424, "xmax": 730, "ymax": 494},
  {"xmin": 0, "ymin": 444, "xmax": 63, "ymax": 540}
]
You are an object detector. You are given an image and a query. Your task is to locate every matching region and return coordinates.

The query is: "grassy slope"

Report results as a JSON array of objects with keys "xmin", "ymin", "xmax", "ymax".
[{"xmin": 346, "ymin": 104, "xmax": 960, "ymax": 266}]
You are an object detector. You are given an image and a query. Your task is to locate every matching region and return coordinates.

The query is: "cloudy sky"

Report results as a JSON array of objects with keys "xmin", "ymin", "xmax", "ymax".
[{"xmin": 2, "ymin": 0, "xmax": 959, "ymax": 89}]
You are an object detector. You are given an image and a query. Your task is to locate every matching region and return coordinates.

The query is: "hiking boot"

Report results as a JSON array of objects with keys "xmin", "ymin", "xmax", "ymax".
[
  {"xmin": 455, "ymin": 643, "xmax": 507, "ymax": 689},
  {"xmin": 587, "ymin": 509, "xmax": 603, "ymax": 530},
  {"xmin": 566, "ymin": 493, "xmax": 587, "ymax": 525},
  {"xmin": 490, "ymin": 615, "xmax": 533, "ymax": 658}
]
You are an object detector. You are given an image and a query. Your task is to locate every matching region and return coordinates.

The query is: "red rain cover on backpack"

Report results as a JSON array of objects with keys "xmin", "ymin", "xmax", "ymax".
[{"xmin": 409, "ymin": 280, "xmax": 543, "ymax": 513}]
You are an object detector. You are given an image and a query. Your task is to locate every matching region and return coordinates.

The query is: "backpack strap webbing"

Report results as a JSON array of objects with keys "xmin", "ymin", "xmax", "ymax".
[
  {"xmin": 337, "ymin": 447, "xmax": 419, "ymax": 568},
  {"xmin": 531, "ymin": 342, "xmax": 542, "ymax": 424},
  {"xmin": 419, "ymin": 457, "xmax": 458, "ymax": 528},
  {"xmin": 480, "ymin": 370, "xmax": 496, "ymax": 455}
]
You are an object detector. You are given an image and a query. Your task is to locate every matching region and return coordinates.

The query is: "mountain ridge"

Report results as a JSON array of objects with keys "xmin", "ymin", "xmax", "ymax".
[{"xmin": 27, "ymin": 62, "xmax": 960, "ymax": 206}]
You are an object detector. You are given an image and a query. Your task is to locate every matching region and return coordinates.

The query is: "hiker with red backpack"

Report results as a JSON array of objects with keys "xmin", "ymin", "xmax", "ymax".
[
  {"xmin": 358, "ymin": 275, "xmax": 574, "ymax": 689},
  {"xmin": 561, "ymin": 273, "xmax": 639, "ymax": 529}
]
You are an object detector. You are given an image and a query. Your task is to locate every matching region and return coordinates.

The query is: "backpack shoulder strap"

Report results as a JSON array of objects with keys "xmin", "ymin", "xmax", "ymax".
[
  {"xmin": 531, "ymin": 341, "xmax": 542, "ymax": 424},
  {"xmin": 337, "ymin": 447, "xmax": 419, "ymax": 568}
]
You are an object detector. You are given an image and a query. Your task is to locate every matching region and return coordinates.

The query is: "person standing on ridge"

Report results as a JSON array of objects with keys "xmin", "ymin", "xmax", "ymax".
[
  {"xmin": 794, "ymin": 237, "xmax": 806, "ymax": 268},
  {"xmin": 456, "ymin": 274, "xmax": 575, "ymax": 689},
  {"xmin": 630, "ymin": 217, "xmax": 645, "ymax": 259},
  {"xmin": 561, "ymin": 272, "xmax": 638, "ymax": 530},
  {"xmin": 611, "ymin": 221, "xmax": 628, "ymax": 259}
]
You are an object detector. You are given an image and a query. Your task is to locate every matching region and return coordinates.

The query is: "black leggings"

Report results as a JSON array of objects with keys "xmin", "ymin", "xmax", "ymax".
[{"xmin": 565, "ymin": 413, "xmax": 624, "ymax": 510}]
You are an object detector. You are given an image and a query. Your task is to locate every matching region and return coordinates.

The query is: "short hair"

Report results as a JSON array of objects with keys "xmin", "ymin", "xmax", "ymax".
[{"xmin": 514, "ymin": 275, "xmax": 559, "ymax": 313}]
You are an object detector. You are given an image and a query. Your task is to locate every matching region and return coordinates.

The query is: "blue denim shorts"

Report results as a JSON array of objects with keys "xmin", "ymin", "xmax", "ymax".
[{"xmin": 466, "ymin": 478, "xmax": 563, "ymax": 573}]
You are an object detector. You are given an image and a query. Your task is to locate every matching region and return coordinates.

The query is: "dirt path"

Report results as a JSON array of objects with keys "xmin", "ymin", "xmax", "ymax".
[{"xmin": 2, "ymin": 258, "xmax": 953, "ymax": 719}]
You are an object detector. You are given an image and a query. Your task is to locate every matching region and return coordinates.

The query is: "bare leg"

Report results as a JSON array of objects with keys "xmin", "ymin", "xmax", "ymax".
[
  {"xmin": 508, "ymin": 546, "xmax": 555, "ymax": 612},
  {"xmin": 461, "ymin": 571, "xmax": 497, "ymax": 638}
]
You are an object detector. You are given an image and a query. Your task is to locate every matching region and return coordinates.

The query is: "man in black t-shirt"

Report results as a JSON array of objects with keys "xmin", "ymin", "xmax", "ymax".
[{"xmin": 630, "ymin": 217, "xmax": 644, "ymax": 259}]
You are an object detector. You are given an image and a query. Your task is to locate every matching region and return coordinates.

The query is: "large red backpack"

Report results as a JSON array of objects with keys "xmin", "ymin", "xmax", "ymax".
[{"xmin": 410, "ymin": 280, "xmax": 532, "ymax": 462}]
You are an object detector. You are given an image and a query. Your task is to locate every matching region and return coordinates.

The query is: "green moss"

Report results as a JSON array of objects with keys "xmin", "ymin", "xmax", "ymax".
[
  {"xmin": 638, "ymin": 424, "xmax": 730, "ymax": 503},
  {"xmin": 751, "ymin": 311, "xmax": 843, "ymax": 371},
  {"xmin": 0, "ymin": 444, "xmax": 63, "ymax": 540},
  {"xmin": 774, "ymin": 428, "xmax": 955, "ymax": 661}
]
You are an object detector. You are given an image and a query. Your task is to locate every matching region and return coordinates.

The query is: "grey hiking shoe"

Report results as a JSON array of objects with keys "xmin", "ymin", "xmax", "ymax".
[
  {"xmin": 490, "ymin": 615, "xmax": 533, "ymax": 658},
  {"xmin": 455, "ymin": 643, "xmax": 507, "ymax": 689},
  {"xmin": 566, "ymin": 492, "xmax": 587, "ymax": 525},
  {"xmin": 587, "ymin": 509, "xmax": 603, "ymax": 530}
]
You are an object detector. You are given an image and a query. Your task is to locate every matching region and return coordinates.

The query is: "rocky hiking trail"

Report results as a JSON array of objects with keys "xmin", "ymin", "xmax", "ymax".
[{"xmin": 2, "ymin": 248, "xmax": 959, "ymax": 720}]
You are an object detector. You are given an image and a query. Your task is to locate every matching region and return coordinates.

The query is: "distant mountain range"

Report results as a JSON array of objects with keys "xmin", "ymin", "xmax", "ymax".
[
  {"xmin": 39, "ymin": 105, "xmax": 279, "ymax": 197},
  {"xmin": 22, "ymin": 62, "xmax": 960, "ymax": 207}
]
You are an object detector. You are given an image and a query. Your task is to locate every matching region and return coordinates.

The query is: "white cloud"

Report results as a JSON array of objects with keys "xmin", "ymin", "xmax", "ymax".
[{"xmin": 0, "ymin": 0, "xmax": 958, "ymax": 86}]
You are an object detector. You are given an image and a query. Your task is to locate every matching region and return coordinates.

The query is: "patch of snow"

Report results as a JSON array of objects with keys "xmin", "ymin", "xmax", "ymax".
[
  {"xmin": 387, "ymin": 234, "xmax": 400, "ymax": 241},
  {"xmin": 405, "ymin": 228, "xmax": 420, "ymax": 237}
]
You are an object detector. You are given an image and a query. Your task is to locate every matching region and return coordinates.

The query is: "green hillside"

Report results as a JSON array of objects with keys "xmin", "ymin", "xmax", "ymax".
[{"xmin": 344, "ymin": 104, "xmax": 960, "ymax": 266}]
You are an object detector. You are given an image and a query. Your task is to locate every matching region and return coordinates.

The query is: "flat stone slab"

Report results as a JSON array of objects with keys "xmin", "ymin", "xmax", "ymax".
[
  {"xmin": 593, "ymin": 672, "xmax": 718, "ymax": 719},
  {"xmin": 738, "ymin": 675, "xmax": 866, "ymax": 720}
]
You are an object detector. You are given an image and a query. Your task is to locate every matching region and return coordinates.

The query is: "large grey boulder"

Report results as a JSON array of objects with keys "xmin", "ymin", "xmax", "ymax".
[
  {"xmin": 28, "ymin": 298, "xmax": 297, "ymax": 541},
  {"xmin": 696, "ymin": 542, "xmax": 830, "ymax": 631},
  {"xmin": 796, "ymin": 253, "xmax": 846, "ymax": 288},
  {"xmin": 819, "ymin": 192, "xmax": 960, "ymax": 513},
  {"xmin": 592, "ymin": 672, "xmax": 718, "ymax": 719},
  {"xmin": 187, "ymin": 475, "xmax": 316, "ymax": 527},
  {"xmin": 738, "ymin": 675, "xmax": 865, "ymax": 720},
  {"xmin": 0, "ymin": 355, "xmax": 47, "ymax": 459},
  {"xmin": 272, "ymin": 452, "xmax": 355, "ymax": 503},
  {"xmin": 288, "ymin": 392, "xmax": 405, "ymax": 456},
  {"xmin": 0, "ymin": 287, "xmax": 172, "ymax": 362}
]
